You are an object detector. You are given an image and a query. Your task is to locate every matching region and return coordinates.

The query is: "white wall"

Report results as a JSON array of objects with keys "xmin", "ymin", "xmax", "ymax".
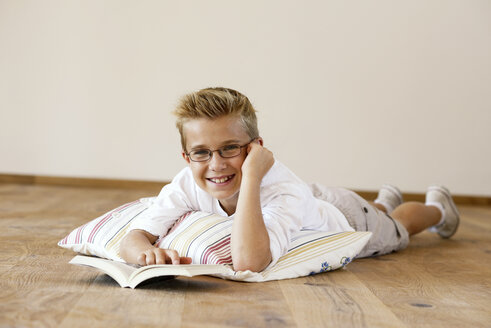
[{"xmin": 1, "ymin": 0, "xmax": 490, "ymax": 196}]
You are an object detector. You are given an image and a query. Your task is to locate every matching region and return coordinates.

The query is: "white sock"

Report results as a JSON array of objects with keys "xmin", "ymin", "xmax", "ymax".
[{"xmin": 426, "ymin": 201, "xmax": 445, "ymax": 227}]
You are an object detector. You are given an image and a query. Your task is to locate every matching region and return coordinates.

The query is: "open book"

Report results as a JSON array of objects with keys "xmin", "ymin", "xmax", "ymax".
[{"xmin": 70, "ymin": 255, "xmax": 232, "ymax": 288}]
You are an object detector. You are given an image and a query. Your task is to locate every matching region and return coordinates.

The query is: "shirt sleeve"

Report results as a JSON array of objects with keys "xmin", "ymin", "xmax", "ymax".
[
  {"xmin": 129, "ymin": 168, "xmax": 195, "ymax": 237},
  {"xmin": 261, "ymin": 183, "xmax": 307, "ymax": 269}
]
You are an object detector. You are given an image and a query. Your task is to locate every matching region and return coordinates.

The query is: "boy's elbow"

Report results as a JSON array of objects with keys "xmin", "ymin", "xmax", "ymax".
[{"xmin": 232, "ymin": 254, "xmax": 272, "ymax": 273}]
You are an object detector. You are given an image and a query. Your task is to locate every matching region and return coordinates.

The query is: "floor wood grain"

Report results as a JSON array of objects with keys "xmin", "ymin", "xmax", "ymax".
[{"xmin": 0, "ymin": 183, "xmax": 490, "ymax": 327}]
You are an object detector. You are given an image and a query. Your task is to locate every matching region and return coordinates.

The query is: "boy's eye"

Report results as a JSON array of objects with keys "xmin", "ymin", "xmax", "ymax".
[
  {"xmin": 222, "ymin": 145, "xmax": 240, "ymax": 152},
  {"xmin": 221, "ymin": 145, "xmax": 240, "ymax": 155},
  {"xmin": 191, "ymin": 149, "xmax": 210, "ymax": 157}
]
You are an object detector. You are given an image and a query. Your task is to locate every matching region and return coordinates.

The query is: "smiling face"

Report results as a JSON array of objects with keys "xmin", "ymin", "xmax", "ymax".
[{"xmin": 182, "ymin": 115, "xmax": 253, "ymax": 214}]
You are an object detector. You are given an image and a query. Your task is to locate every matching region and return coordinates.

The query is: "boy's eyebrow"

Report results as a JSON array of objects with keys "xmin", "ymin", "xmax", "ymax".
[
  {"xmin": 189, "ymin": 144, "xmax": 209, "ymax": 150},
  {"xmin": 189, "ymin": 139, "xmax": 242, "ymax": 150}
]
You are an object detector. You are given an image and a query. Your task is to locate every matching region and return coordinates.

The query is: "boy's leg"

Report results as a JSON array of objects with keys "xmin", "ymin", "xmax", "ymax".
[
  {"xmin": 314, "ymin": 186, "xmax": 410, "ymax": 257},
  {"xmin": 390, "ymin": 202, "xmax": 441, "ymax": 235},
  {"xmin": 390, "ymin": 186, "xmax": 460, "ymax": 238}
]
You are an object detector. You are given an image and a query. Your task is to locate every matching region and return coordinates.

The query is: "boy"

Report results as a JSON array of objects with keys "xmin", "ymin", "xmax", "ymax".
[{"xmin": 120, "ymin": 87, "xmax": 460, "ymax": 272}]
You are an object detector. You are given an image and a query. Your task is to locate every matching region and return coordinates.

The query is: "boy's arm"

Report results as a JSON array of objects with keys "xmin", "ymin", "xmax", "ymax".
[
  {"xmin": 120, "ymin": 168, "xmax": 198, "ymax": 266},
  {"xmin": 231, "ymin": 143, "xmax": 274, "ymax": 272},
  {"xmin": 120, "ymin": 230, "xmax": 191, "ymax": 266}
]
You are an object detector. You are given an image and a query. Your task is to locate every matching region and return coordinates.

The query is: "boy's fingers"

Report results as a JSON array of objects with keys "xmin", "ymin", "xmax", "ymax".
[
  {"xmin": 165, "ymin": 249, "xmax": 180, "ymax": 265},
  {"xmin": 145, "ymin": 251, "xmax": 156, "ymax": 265},
  {"xmin": 180, "ymin": 257, "xmax": 192, "ymax": 264},
  {"xmin": 138, "ymin": 249, "xmax": 186, "ymax": 266},
  {"xmin": 249, "ymin": 142, "xmax": 260, "ymax": 152},
  {"xmin": 245, "ymin": 143, "xmax": 253, "ymax": 154},
  {"xmin": 154, "ymin": 250, "xmax": 166, "ymax": 265},
  {"xmin": 137, "ymin": 253, "xmax": 146, "ymax": 266}
]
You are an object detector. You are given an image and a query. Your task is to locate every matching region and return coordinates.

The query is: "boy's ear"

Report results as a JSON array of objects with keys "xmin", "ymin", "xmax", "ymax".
[
  {"xmin": 256, "ymin": 137, "xmax": 264, "ymax": 146},
  {"xmin": 182, "ymin": 151, "xmax": 191, "ymax": 164}
]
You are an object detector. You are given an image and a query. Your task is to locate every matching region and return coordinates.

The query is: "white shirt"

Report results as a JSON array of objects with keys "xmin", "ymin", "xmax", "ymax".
[{"xmin": 130, "ymin": 160, "xmax": 353, "ymax": 267}]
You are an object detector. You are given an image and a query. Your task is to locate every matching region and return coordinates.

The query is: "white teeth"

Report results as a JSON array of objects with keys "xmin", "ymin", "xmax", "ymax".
[{"xmin": 210, "ymin": 176, "xmax": 232, "ymax": 183}]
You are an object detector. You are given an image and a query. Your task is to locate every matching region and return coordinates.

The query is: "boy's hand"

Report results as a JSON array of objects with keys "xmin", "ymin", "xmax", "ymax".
[
  {"xmin": 120, "ymin": 230, "xmax": 192, "ymax": 266},
  {"xmin": 137, "ymin": 247, "xmax": 192, "ymax": 266},
  {"xmin": 241, "ymin": 141, "xmax": 274, "ymax": 182}
]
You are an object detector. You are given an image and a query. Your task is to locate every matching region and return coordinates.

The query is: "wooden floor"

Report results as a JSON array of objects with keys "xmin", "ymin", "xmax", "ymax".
[{"xmin": 0, "ymin": 183, "xmax": 490, "ymax": 328}]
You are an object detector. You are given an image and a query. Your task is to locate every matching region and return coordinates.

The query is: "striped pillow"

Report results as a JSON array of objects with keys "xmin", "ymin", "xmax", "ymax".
[
  {"xmin": 156, "ymin": 211, "xmax": 371, "ymax": 282},
  {"xmin": 223, "ymin": 230, "xmax": 371, "ymax": 282},
  {"xmin": 58, "ymin": 197, "xmax": 154, "ymax": 262},
  {"xmin": 155, "ymin": 212, "xmax": 233, "ymax": 265},
  {"xmin": 58, "ymin": 197, "xmax": 372, "ymax": 282}
]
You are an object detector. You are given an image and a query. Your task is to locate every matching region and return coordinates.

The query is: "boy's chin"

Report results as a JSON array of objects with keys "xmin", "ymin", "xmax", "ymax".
[
  {"xmin": 212, "ymin": 190, "xmax": 239, "ymax": 201},
  {"xmin": 212, "ymin": 189, "xmax": 240, "ymax": 204},
  {"xmin": 199, "ymin": 177, "xmax": 241, "ymax": 202}
]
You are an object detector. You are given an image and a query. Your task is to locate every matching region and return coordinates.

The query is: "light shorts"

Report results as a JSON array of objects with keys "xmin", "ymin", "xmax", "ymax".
[{"xmin": 311, "ymin": 185, "xmax": 410, "ymax": 258}]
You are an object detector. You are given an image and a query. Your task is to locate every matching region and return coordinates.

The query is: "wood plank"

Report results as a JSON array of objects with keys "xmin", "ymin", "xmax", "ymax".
[
  {"xmin": 1, "ymin": 183, "xmax": 490, "ymax": 328},
  {"xmin": 59, "ymin": 274, "xmax": 187, "ymax": 327},
  {"xmin": 280, "ymin": 271, "xmax": 407, "ymax": 328},
  {"xmin": 0, "ymin": 183, "xmax": 165, "ymax": 327},
  {"xmin": 349, "ymin": 206, "xmax": 491, "ymax": 328},
  {"xmin": 0, "ymin": 253, "xmax": 99, "ymax": 326},
  {"xmin": 180, "ymin": 279, "xmax": 296, "ymax": 328}
]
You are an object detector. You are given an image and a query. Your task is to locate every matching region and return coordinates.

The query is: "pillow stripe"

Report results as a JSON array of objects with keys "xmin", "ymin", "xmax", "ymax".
[
  {"xmin": 279, "ymin": 232, "xmax": 363, "ymax": 265},
  {"xmin": 157, "ymin": 212, "xmax": 234, "ymax": 265},
  {"xmin": 269, "ymin": 235, "xmax": 354, "ymax": 269},
  {"xmin": 186, "ymin": 221, "xmax": 232, "ymax": 260},
  {"xmin": 242, "ymin": 232, "xmax": 367, "ymax": 279},
  {"xmin": 163, "ymin": 214, "xmax": 228, "ymax": 253},
  {"xmin": 268, "ymin": 232, "xmax": 369, "ymax": 273},
  {"xmin": 287, "ymin": 232, "xmax": 345, "ymax": 252},
  {"xmin": 286, "ymin": 232, "xmax": 360, "ymax": 257},
  {"xmin": 105, "ymin": 208, "xmax": 149, "ymax": 252},
  {"xmin": 200, "ymin": 236, "xmax": 232, "ymax": 264},
  {"xmin": 58, "ymin": 199, "xmax": 149, "ymax": 251},
  {"xmin": 87, "ymin": 213, "xmax": 112, "ymax": 243},
  {"xmin": 166, "ymin": 211, "xmax": 192, "ymax": 235},
  {"xmin": 75, "ymin": 222, "xmax": 88, "ymax": 244},
  {"xmin": 88, "ymin": 200, "xmax": 140, "ymax": 243}
]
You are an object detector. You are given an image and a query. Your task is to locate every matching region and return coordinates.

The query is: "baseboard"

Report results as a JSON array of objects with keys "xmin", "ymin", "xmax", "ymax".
[
  {"xmin": 0, "ymin": 173, "xmax": 168, "ymax": 191},
  {"xmin": 1, "ymin": 173, "xmax": 489, "ymax": 206},
  {"xmin": 354, "ymin": 191, "xmax": 491, "ymax": 206}
]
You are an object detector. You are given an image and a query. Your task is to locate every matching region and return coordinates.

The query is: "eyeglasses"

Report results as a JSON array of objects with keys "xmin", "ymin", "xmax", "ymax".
[{"xmin": 185, "ymin": 139, "xmax": 254, "ymax": 162}]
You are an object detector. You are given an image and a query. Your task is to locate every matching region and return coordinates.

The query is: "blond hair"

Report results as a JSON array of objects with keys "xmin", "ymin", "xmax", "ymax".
[{"xmin": 173, "ymin": 87, "xmax": 259, "ymax": 150}]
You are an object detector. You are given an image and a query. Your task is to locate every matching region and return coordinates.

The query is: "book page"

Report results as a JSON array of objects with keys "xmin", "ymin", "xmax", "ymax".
[
  {"xmin": 129, "ymin": 264, "xmax": 232, "ymax": 288},
  {"xmin": 105, "ymin": 259, "xmax": 140, "ymax": 278},
  {"xmin": 70, "ymin": 256, "xmax": 138, "ymax": 287},
  {"xmin": 70, "ymin": 256, "xmax": 233, "ymax": 288}
]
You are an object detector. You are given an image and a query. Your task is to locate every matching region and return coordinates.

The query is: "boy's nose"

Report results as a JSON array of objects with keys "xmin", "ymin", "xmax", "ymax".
[{"xmin": 208, "ymin": 152, "xmax": 227, "ymax": 171}]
